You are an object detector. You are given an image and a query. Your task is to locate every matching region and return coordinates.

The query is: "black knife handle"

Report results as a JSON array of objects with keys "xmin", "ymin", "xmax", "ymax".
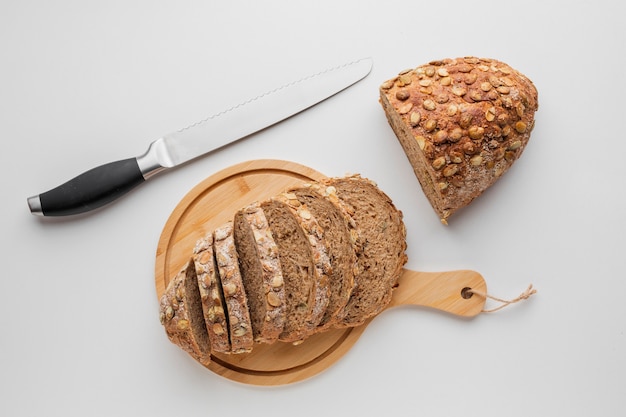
[{"xmin": 28, "ymin": 158, "xmax": 145, "ymax": 216}]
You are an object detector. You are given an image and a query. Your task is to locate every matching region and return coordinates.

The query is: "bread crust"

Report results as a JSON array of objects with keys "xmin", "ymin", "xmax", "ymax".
[{"xmin": 380, "ymin": 57, "xmax": 538, "ymax": 224}]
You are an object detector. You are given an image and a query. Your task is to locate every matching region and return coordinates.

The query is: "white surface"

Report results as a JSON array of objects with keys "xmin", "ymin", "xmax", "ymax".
[{"xmin": 1, "ymin": 1, "xmax": 624, "ymax": 416}]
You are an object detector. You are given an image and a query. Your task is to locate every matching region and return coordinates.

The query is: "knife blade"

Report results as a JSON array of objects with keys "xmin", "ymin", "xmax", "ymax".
[{"xmin": 27, "ymin": 57, "xmax": 373, "ymax": 217}]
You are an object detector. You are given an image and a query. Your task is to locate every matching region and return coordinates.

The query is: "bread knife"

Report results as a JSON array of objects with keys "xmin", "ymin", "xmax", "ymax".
[{"xmin": 27, "ymin": 58, "xmax": 373, "ymax": 216}]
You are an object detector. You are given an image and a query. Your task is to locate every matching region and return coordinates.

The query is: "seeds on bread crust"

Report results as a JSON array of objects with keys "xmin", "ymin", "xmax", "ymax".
[
  {"xmin": 379, "ymin": 56, "xmax": 538, "ymax": 224},
  {"xmin": 193, "ymin": 233, "xmax": 230, "ymax": 354}
]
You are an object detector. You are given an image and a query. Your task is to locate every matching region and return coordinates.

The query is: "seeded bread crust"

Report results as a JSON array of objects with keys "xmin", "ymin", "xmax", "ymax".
[
  {"xmin": 234, "ymin": 203, "xmax": 286, "ymax": 344},
  {"xmin": 379, "ymin": 56, "xmax": 538, "ymax": 224},
  {"xmin": 159, "ymin": 259, "xmax": 212, "ymax": 366},
  {"xmin": 290, "ymin": 184, "xmax": 358, "ymax": 331},
  {"xmin": 193, "ymin": 234, "xmax": 230, "ymax": 354},
  {"xmin": 323, "ymin": 175, "xmax": 408, "ymax": 327},
  {"xmin": 214, "ymin": 222, "xmax": 254, "ymax": 354},
  {"xmin": 272, "ymin": 192, "xmax": 332, "ymax": 339}
]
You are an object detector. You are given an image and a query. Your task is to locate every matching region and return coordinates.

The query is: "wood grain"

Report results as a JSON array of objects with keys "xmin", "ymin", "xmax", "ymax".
[{"xmin": 155, "ymin": 159, "xmax": 487, "ymax": 386}]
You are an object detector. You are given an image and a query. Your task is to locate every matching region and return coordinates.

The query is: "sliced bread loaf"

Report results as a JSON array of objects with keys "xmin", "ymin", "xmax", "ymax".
[
  {"xmin": 288, "ymin": 185, "xmax": 357, "ymax": 331},
  {"xmin": 160, "ymin": 173, "xmax": 409, "ymax": 364},
  {"xmin": 193, "ymin": 234, "xmax": 230, "ymax": 354},
  {"xmin": 213, "ymin": 222, "xmax": 254, "ymax": 354},
  {"xmin": 323, "ymin": 175, "xmax": 408, "ymax": 327},
  {"xmin": 233, "ymin": 203, "xmax": 286, "ymax": 344},
  {"xmin": 260, "ymin": 198, "xmax": 327, "ymax": 344},
  {"xmin": 159, "ymin": 259, "xmax": 212, "ymax": 366}
]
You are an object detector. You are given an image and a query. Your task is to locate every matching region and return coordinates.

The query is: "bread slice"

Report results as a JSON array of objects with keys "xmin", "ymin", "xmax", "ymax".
[
  {"xmin": 379, "ymin": 57, "xmax": 538, "ymax": 224},
  {"xmin": 233, "ymin": 203, "xmax": 286, "ymax": 344},
  {"xmin": 159, "ymin": 259, "xmax": 212, "ymax": 366},
  {"xmin": 271, "ymin": 192, "xmax": 332, "ymax": 338},
  {"xmin": 260, "ymin": 198, "xmax": 328, "ymax": 344},
  {"xmin": 289, "ymin": 185, "xmax": 357, "ymax": 331},
  {"xmin": 193, "ymin": 234, "xmax": 230, "ymax": 354},
  {"xmin": 323, "ymin": 175, "xmax": 408, "ymax": 327},
  {"xmin": 213, "ymin": 222, "xmax": 254, "ymax": 354}
]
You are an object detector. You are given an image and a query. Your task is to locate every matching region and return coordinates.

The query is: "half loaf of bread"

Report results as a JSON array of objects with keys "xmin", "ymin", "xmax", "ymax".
[{"xmin": 380, "ymin": 56, "xmax": 538, "ymax": 224}]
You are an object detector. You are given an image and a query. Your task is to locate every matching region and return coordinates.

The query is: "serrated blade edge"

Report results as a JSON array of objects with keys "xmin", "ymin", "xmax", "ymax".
[{"xmin": 156, "ymin": 57, "xmax": 373, "ymax": 168}]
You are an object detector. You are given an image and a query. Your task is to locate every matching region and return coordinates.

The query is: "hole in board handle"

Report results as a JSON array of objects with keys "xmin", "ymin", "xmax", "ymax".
[{"xmin": 461, "ymin": 287, "xmax": 474, "ymax": 299}]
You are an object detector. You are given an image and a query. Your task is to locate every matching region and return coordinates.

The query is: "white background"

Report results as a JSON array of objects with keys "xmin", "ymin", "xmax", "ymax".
[{"xmin": 2, "ymin": 1, "xmax": 624, "ymax": 416}]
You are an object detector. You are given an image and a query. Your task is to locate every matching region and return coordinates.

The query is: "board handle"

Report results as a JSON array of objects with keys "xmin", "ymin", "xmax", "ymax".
[{"xmin": 389, "ymin": 269, "xmax": 487, "ymax": 317}]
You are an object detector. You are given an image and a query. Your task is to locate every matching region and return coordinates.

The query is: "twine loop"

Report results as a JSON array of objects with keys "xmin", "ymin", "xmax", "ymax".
[{"xmin": 465, "ymin": 284, "xmax": 537, "ymax": 313}]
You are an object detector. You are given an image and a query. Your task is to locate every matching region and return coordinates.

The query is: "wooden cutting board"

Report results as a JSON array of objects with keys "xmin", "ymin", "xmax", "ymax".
[{"xmin": 155, "ymin": 159, "xmax": 487, "ymax": 386}]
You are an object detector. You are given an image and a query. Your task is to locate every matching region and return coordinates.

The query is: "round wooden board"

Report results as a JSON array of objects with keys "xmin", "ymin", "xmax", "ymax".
[
  {"xmin": 155, "ymin": 159, "xmax": 488, "ymax": 385},
  {"xmin": 155, "ymin": 159, "xmax": 367, "ymax": 386}
]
